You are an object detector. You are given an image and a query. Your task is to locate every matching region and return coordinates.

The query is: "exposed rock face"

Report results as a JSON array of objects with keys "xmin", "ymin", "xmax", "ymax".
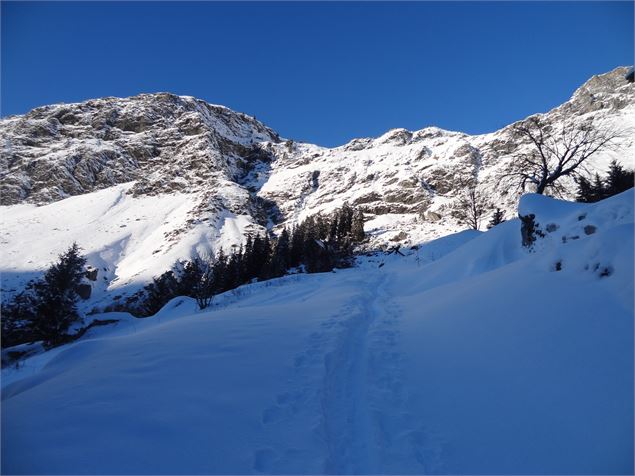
[
  {"xmin": 0, "ymin": 94, "xmax": 280, "ymax": 216},
  {"xmin": 85, "ymin": 267, "xmax": 98, "ymax": 281},
  {"xmin": 564, "ymin": 66, "xmax": 634, "ymax": 115},
  {"xmin": 75, "ymin": 283, "xmax": 92, "ymax": 300},
  {"xmin": 259, "ymin": 68, "xmax": 633, "ymax": 238}
]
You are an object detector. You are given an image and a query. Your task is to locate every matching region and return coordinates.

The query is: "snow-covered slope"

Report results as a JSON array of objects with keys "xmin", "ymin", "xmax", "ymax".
[
  {"xmin": 0, "ymin": 183, "xmax": 259, "ymax": 308},
  {"xmin": 2, "ymin": 190, "xmax": 633, "ymax": 474},
  {"xmin": 1, "ymin": 67, "xmax": 633, "ymax": 306}
]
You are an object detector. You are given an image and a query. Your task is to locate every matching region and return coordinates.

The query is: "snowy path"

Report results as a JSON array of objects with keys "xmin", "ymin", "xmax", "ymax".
[{"xmin": 254, "ymin": 270, "xmax": 436, "ymax": 474}]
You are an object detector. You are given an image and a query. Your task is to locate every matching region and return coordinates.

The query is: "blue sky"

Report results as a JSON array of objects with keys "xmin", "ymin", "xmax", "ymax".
[{"xmin": 2, "ymin": 1, "xmax": 633, "ymax": 147}]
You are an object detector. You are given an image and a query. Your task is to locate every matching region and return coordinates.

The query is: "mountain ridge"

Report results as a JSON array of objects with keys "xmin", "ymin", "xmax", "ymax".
[{"xmin": 1, "ymin": 66, "xmax": 633, "ymax": 307}]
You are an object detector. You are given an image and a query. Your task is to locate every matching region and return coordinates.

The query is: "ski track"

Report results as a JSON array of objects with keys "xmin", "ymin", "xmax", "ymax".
[{"xmin": 254, "ymin": 270, "xmax": 444, "ymax": 474}]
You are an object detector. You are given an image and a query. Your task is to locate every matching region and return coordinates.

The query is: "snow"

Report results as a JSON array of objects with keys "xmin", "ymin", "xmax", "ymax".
[
  {"xmin": 0, "ymin": 183, "xmax": 258, "ymax": 309},
  {"xmin": 2, "ymin": 190, "xmax": 632, "ymax": 474}
]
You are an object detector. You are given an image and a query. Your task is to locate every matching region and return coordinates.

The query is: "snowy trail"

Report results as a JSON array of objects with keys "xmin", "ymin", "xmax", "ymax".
[
  {"xmin": 318, "ymin": 274, "xmax": 384, "ymax": 474},
  {"xmin": 364, "ymin": 271, "xmax": 442, "ymax": 474},
  {"xmin": 256, "ymin": 270, "xmax": 435, "ymax": 474}
]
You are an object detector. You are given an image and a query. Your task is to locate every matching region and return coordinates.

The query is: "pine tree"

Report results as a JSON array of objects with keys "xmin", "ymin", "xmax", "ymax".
[
  {"xmin": 213, "ymin": 249, "xmax": 228, "ymax": 293},
  {"xmin": 179, "ymin": 259, "xmax": 203, "ymax": 296},
  {"xmin": 328, "ymin": 216, "xmax": 339, "ymax": 242},
  {"xmin": 32, "ymin": 243, "xmax": 87, "ymax": 346},
  {"xmin": 336, "ymin": 203, "xmax": 354, "ymax": 240},
  {"xmin": 269, "ymin": 228, "xmax": 291, "ymax": 278},
  {"xmin": 575, "ymin": 176, "xmax": 594, "ymax": 203},
  {"xmin": 576, "ymin": 162, "xmax": 633, "ymax": 204},
  {"xmin": 259, "ymin": 235, "xmax": 272, "ymax": 279},
  {"xmin": 2, "ymin": 290, "xmax": 39, "ymax": 348},
  {"xmin": 351, "ymin": 209, "xmax": 365, "ymax": 242},
  {"xmin": 247, "ymin": 235, "xmax": 270, "ymax": 280},
  {"xmin": 486, "ymin": 208, "xmax": 505, "ymax": 229},
  {"xmin": 314, "ymin": 214, "xmax": 329, "ymax": 241},
  {"xmin": 226, "ymin": 247, "xmax": 243, "ymax": 289},
  {"xmin": 590, "ymin": 173, "xmax": 606, "ymax": 203},
  {"xmin": 141, "ymin": 270, "xmax": 178, "ymax": 317},
  {"xmin": 289, "ymin": 223, "xmax": 305, "ymax": 268},
  {"xmin": 302, "ymin": 216, "xmax": 319, "ymax": 271},
  {"xmin": 241, "ymin": 235, "xmax": 254, "ymax": 280},
  {"xmin": 605, "ymin": 160, "xmax": 634, "ymax": 196}
]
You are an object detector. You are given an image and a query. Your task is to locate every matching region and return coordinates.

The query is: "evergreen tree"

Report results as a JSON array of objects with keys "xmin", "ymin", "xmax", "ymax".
[
  {"xmin": 269, "ymin": 228, "xmax": 290, "ymax": 278},
  {"xmin": 336, "ymin": 203, "xmax": 354, "ymax": 240},
  {"xmin": 302, "ymin": 216, "xmax": 319, "ymax": 271},
  {"xmin": 127, "ymin": 204, "xmax": 368, "ymax": 319},
  {"xmin": 179, "ymin": 259, "xmax": 204, "ymax": 296},
  {"xmin": 590, "ymin": 173, "xmax": 606, "ymax": 203},
  {"xmin": 140, "ymin": 270, "xmax": 178, "ymax": 317},
  {"xmin": 259, "ymin": 235, "xmax": 272, "ymax": 279},
  {"xmin": 213, "ymin": 249, "xmax": 228, "ymax": 293},
  {"xmin": 2, "ymin": 290, "xmax": 39, "ymax": 348},
  {"xmin": 314, "ymin": 214, "xmax": 330, "ymax": 241},
  {"xmin": 575, "ymin": 176, "xmax": 594, "ymax": 203},
  {"xmin": 576, "ymin": 162, "xmax": 634, "ymax": 203},
  {"xmin": 351, "ymin": 209, "xmax": 365, "ymax": 242},
  {"xmin": 32, "ymin": 243, "xmax": 87, "ymax": 346},
  {"xmin": 328, "ymin": 216, "xmax": 339, "ymax": 242},
  {"xmin": 289, "ymin": 223, "xmax": 305, "ymax": 268},
  {"xmin": 226, "ymin": 247, "xmax": 243, "ymax": 289},
  {"xmin": 486, "ymin": 208, "xmax": 506, "ymax": 229},
  {"xmin": 241, "ymin": 235, "xmax": 254, "ymax": 280},
  {"xmin": 606, "ymin": 160, "xmax": 634, "ymax": 196},
  {"xmin": 248, "ymin": 235, "xmax": 268, "ymax": 279}
]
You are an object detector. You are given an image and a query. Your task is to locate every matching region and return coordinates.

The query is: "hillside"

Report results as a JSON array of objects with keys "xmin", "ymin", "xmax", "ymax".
[
  {"xmin": 2, "ymin": 189, "xmax": 633, "ymax": 474},
  {"xmin": 1, "ymin": 67, "xmax": 633, "ymax": 308}
]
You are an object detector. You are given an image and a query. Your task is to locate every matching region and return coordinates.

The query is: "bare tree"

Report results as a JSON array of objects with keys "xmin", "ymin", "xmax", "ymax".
[
  {"xmin": 504, "ymin": 116, "xmax": 622, "ymax": 195},
  {"xmin": 453, "ymin": 187, "xmax": 490, "ymax": 230}
]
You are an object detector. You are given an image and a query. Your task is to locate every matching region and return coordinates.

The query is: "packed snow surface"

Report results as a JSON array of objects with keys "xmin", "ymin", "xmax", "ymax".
[{"xmin": 2, "ymin": 191, "xmax": 633, "ymax": 474}]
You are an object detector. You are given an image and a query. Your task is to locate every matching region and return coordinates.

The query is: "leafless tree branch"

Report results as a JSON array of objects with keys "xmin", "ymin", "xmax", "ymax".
[{"xmin": 501, "ymin": 115, "xmax": 623, "ymax": 195}]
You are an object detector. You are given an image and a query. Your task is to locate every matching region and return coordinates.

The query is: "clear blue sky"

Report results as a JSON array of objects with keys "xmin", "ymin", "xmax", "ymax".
[{"xmin": 2, "ymin": 1, "xmax": 633, "ymax": 147}]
